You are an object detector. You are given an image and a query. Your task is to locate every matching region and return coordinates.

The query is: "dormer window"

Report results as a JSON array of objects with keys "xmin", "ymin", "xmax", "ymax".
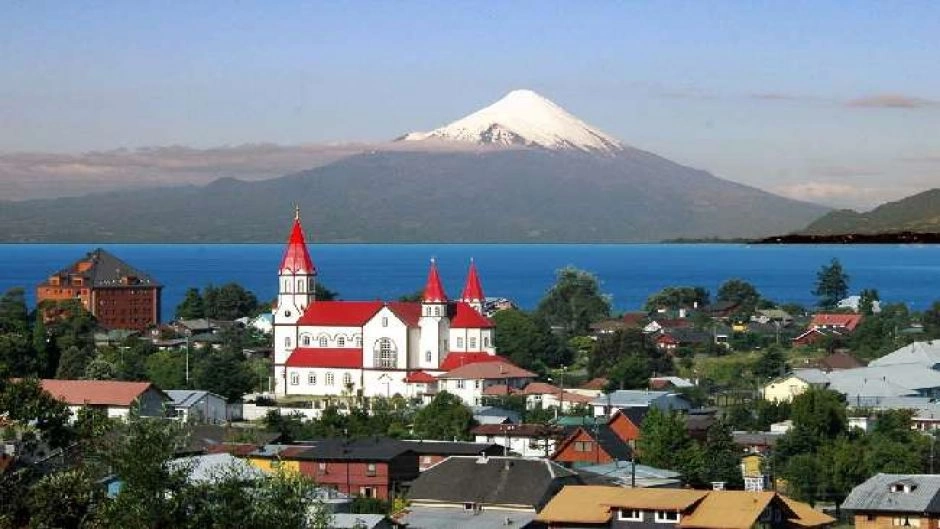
[{"xmin": 891, "ymin": 483, "xmax": 916, "ymax": 494}]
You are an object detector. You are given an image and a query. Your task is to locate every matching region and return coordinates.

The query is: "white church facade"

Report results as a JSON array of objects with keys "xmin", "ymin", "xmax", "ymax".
[{"xmin": 272, "ymin": 211, "xmax": 506, "ymax": 399}]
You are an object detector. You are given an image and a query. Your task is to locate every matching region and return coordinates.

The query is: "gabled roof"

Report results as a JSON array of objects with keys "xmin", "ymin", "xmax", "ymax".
[
  {"xmin": 521, "ymin": 382, "xmax": 594, "ymax": 404},
  {"xmin": 284, "ymin": 438, "xmax": 413, "ymax": 462},
  {"xmin": 165, "ymin": 389, "xmax": 224, "ymax": 408},
  {"xmin": 438, "ymin": 361, "xmax": 536, "ymax": 380},
  {"xmin": 439, "ymin": 352, "xmax": 503, "ymax": 371},
  {"xmin": 387, "ymin": 302, "xmax": 422, "ymax": 327},
  {"xmin": 580, "ymin": 377, "xmax": 609, "ymax": 390},
  {"xmin": 679, "ymin": 491, "xmax": 779, "ymax": 529},
  {"xmin": 422, "ymin": 259, "xmax": 447, "ymax": 303},
  {"xmin": 398, "ymin": 440, "xmax": 503, "ymax": 456},
  {"xmin": 842, "ymin": 473, "xmax": 940, "ymax": 514},
  {"xmin": 298, "ymin": 301, "xmax": 382, "ymax": 326},
  {"xmin": 408, "ymin": 456, "xmax": 580, "ymax": 510},
  {"xmin": 280, "ymin": 215, "xmax": 316, "ymax": 274},
  {"xmin": 810, "ymin": 313, "xmax": 863, "ymax": 332},
  {"xmin": 460, "ymin": 260, "xmax": 485, "ymax": 302},
  {"xmin": 284, "ymin": 348, "xmax": 362, "ymax": 368},
  {"xmin": 554, "ymin": 425, "xmax": 633, "ymax": 461},
  {"xmin": 870, "ymin": 341, "xmax": 940, "ymax": 369},
  {"xmin": 471, "ymin": 423, "xmax": 559, "ymax": 437},
  {"xmin": 39, "ymin": 379, "xmax": 164, "ymax": 406},
  {"xmin": 449, "ymin": 302, "xmax": 494, "ymax": 328}
]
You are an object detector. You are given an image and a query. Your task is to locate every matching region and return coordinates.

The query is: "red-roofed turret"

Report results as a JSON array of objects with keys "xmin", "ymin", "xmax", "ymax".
[
  {"xmin": 422, "ymin": 258, "xmax": 447, "ymax": 303},
  {"xmin": 280, "ymin": 206, "xmax": 316, "ymax": 275},
  {"xmin": 460, "ymin": 259, "xmax": 485, "ymax": 313}
]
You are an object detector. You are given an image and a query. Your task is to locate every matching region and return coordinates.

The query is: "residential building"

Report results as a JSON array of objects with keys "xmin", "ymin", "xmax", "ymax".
[
  {"xmin": 168, "ymin": 452, "xmax": 265, "ymax": 484},
  {"xmin": 535, "ymin": 485, "xmax": 834, "ymax": 529},
  {"xmin": 842, "ymin": 474, "xmax": 940, "ymax": 529},
  {"xmin": 808, "ymin": 313, "xmax": 864, "ymax": 332},
  {"xmin": 400, "ymin": 455, "xmax": 581, "ymax": 529},
  {"xmin": 37, "ymin": 379, "xmax": 168, "ymax": 420},
  {"xmin": 570, "ymin": 378, "xmax": 610, "ymax": 398},
  {"xmin": 398, "ymin": 440, "xmax": 504, "ymax": 472},
  {"xmin": 165, "ymin": 390, "xmax": 228, "ymax": 424},
  {"xmin": 520, "ymin": 382, "xmax": 594, "ymax": 412},
  {"xmin": 590, "ymin": 390, "xmax": 691, "ymax": 417},
  {"xmin": 649, "ymin": 376, "xmax": 695, "ymax": 390},
  {"xmin": 869, "ymin": 341, "xmax": 940, "ymax": 370},
  {"xmin": 36, "ymin": 248, "xmax": 162, "ymax": 331},
  {"xmin": 471, "ymin": 423, "xmax": 561, "ymax": 457},
  {"xmin": 471, "ymin": 406, "xmax": 521, "ymax": 425},
  {"xmin": 762, "ymin": 369, "xmax": 830, "ymax": 402},
  {"xmin": 802, "ymin": 351, "xmax": 866, "ymax": 371},
  {"xmin": 436, "ymin": 361, "xmax": 537, "ymax": 406},
  {"xmin": 273, "ymin": 210, "xmax": 507, "ymax": 398},
  {"xmin": 551, "ymin": 422, "xmax": 634, "ymax": 468},
  {"xmin": 576, "ymin": 461, "xmax": 682, "ymax": 488}
]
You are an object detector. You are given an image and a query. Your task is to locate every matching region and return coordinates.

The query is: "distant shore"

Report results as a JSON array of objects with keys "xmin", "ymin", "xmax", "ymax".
[{"xmin": 754, "ymin": 232, "xmax": 940, "ymax": 244}]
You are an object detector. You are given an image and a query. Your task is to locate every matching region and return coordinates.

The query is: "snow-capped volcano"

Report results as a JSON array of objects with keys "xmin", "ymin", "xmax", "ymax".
[{"xmin": 400, "ymin": 89, "xmax": 624, "ymax": 154}]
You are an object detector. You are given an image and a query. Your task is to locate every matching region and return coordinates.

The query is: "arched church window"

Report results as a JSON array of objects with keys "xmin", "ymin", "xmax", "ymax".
[
  {"xmin": 343, "ymin": 373, "xmax": 352, "ymax": 386},
  {"xmin": 319, "ymin": 336, "xmax": 328, "ymax": 347},
  {"xmin": 283, "ymin": 280, "xmax": 289, "ymax": 292},
  {"xmin": 469, "ymin": 337, "xmax": 477, "ymax": 349},
  {"xmin": 297, "ymin": 280, "xmax": 304, "ymax": 292},
  {"xmin": 374, "ymin": 338, "xmax": 397, "ymax": 368},
  {"xmin": 290, "ymin": 373, "xmax": 299, "ymax": 385},
  {"xmin": 337, "ymin": 336, "xmax": 346, "ymax": 347},
  {"xmin": 308, "ymin": 373, "xmax": 316, "ymax": 385},
  {"xmin": 355, "ymin": 335, "xmax": 362, "ymax": 347},
  {"xmin": 326, "ymin": 373, "xmax": 335, "ymax": 386},
  {"xmin": 434, "ymin": 306, "xmax": 441, "ymax": 317},
  {"xmin": 302, "ymin": 336, "xmax": 310, "ymax": 346}
]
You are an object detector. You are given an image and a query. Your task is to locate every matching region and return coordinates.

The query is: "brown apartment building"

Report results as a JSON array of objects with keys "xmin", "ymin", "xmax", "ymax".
[{"xmin": 37, "ymin": 248, "xmax": 161, "ymax": 331}]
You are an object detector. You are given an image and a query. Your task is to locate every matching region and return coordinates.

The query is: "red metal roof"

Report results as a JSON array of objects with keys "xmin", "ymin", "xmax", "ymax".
[
  {"xmin": 450, "ymin": 302, "xmax": 494, "ymax": 328},
  {"xmin": 39, "ymin": 379, "xmax": 161, "ymax": 406},
  {"xmin": 284, "ymin": 348, "xmax": 362, "ymax": 368},
  {"xmin": 422, "ymin": 259, "xmax": 447, "ymax": 303},
  {"xmin": 460, "ymin": 260, "xmax": 485, "ymax": 302},
  {"xmin": 404, "ymin": 370, "xmax": 437, "ymax": 383},
  {"xmin": 439, "ymin": 352, "xmax": 505, "ymax": 371},
  {"xmin": 280, "ymin": 215, "xmax": 316, "ymax": 274},
  {"xmin": 297, "ymin": 301, "xmax": 383, "ymax": 326},
  {"xmin": 388, "ymin": 302, "xmax": 422, "ymax": 327},
  {"xmin": 810, "ymin": 313, "xmax": 863, "ymax": 332}
]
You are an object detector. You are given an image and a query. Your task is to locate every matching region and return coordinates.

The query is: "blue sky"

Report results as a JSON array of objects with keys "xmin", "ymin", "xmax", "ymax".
[{"xmin": 2, "ymin": 1, "xmax": 939, "ymax": 208}]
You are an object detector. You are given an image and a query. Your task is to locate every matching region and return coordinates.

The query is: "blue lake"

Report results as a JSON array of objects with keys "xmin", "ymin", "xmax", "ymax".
[{"xmin": 1, "ymin": 244, "xmax": 938, "ymax": 321}]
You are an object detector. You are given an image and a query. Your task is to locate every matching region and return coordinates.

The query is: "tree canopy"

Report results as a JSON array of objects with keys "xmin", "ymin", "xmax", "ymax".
[
  {"xmin": 492, "ymin": 309, "xmax": 569, "ymax": 372},
  {"xmin": 644, "ymin": 286, "xmax": 710, "ymax": 312},
  {"xmin": 812, "ymin": 258, "xmax": 850, "ymax": 308},
  {"xmin": 716, "ymin": 279, "xmax": 760, "ymax": 314},
  {"xmin": 412, "ymin": 391, "xmax": 475, "ymax": 441},
  {"xmin": 535, "ymin": 267, "xmax": 611, "ymax": 335}
]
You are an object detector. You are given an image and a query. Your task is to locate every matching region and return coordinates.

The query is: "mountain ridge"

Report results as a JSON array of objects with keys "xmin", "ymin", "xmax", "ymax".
[{"xmin": 801, "ymin": 188, "xmax": 940, "ymax": 235}]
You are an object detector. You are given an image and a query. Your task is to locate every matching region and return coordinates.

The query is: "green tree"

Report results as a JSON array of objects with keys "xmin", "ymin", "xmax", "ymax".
[
  {"xmin": 790, "ymin": 387, "xmax": 847, "ymax": 442},
  {"xmin": 535, "ymin": 267, "xmax": 611, "ymax": 335},
  {"xmin": 55, "ymin": 346, "xmax": 93, "ymax": 380},
  {"xmin": 783, "ymin": 454, "xmax": 824, "ymax": 505},
  {"xmin": 858, "ymin": 288, "xmax": 880, "ymax": 315},
  {"xmin": 175, "ymin": 287, "xmax": 205, "ymax": 319},
  {"xmin": 813, "ymin": 258, "xmax": 850, "ymax": 308},
  {"xmin": 588, "ymin": 329, "xmax": 668, "ymax": 385},
  {"xmin": 314, "ymin": 282, "xmax": 339, "ymax": 302},
  {"xmin": 83, "ymin": 357, "xmax": 116, "ymax": 380},
  {"xmin": 32, "ymin": 317, "xmax": 54, "ymax": 378},
  {"xmin": 0, "ymin": 378, "xmax": 74, "ymax": 450},
  {"xmin": 0, "ymin": 332, "xmax": 35, "ymax": 378},
  {"xmin": 27, "ymin": 467, "xmax": 102, "ymax": 529},
  {"xmin": 0, "ymin": 287, "xmax": 29, "ymax": 333},
  {"xmin": 192, "ymin": 347, "xmax": 255, "ymax": 401},
  {"xmin": 752, "ymin": 346, "xmax": 786, "ymax": 381},
  {"xmin": 203, "ymin": 283, "xmax": 260, "ymax": 320},
  {"xmin": 492, "ymin": 309, "xmax": 569, "ymax": 371},
  {"xmin": 700, "ymin": 420, "xmax": 744, "ymax": 489},
  {"xmin": 637, "ymin": 408, "xmax": 694, "ymax": 470},
  {"xmin": 717, "ymin": 279, "xmax": 760, "ymax": 314},
  {"xmin": 412, "ymin": 392, "xmax": 474, "ymax": 441},
  {"xmin": 644, "ymin": 286, "xmax": 710, "ymax": 312}
]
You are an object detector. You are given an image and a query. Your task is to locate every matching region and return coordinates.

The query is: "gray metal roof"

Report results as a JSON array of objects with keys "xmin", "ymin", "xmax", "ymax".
[
  {"xmin": 165, "ymin": 389, "xmax": 224, "ymax": 408},
  {"xmin": 842, "ymin": 474, "xmax": 940, "ymax": 514},
  {"xmin": 790, "ymin": 368, "xmax": 831, "ymax": 385},
  {"xmin": 590, "ymin": 390, "xmax": 672, "ymax": 407},
  {"xmin": 168, "ymin": 453, "xmax": 264, "ymax": 484},
  {"xmin": 401, "ymin": 507, "xmax": 535, "ymax": 529},
  {"xmin": 330, "ymin": 514, "xmax": 388, "ymax": 529},
  {"xmin": 829, "ymin": 365, "xmax": 940, "ymax": 395},
  {"xmin": 870, "ymin": 341, "xmax": 940, "ymax": 369},
  {"xmin": 49, "ymin": 248, "xmax": 159, "ymax": 288}
]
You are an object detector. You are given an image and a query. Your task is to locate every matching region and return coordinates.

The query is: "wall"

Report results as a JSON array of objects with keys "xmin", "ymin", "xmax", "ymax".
[
  {"xmin": 299, "ymin": 460, "xmax": 392, "ymax": 500},
  {"xmin": 90, "ymin": 286, "xmax": 160, "ymax": 331},
  {"xmin": 762, "ymin": 376, "xmax": 809, "ymax": 403},
  {"xmin": 552, "ymin": 429, "xmax": 611, "ymax": 466}
]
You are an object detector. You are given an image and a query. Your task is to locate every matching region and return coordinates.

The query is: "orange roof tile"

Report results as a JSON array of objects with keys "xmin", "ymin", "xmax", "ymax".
[
  {"xmin": 39, "ymin": 379, "xmax": 162, "ymax": 406},
  {"xmin": 438, "ymin": 361, "xmax": 536, "ymax": 380}
]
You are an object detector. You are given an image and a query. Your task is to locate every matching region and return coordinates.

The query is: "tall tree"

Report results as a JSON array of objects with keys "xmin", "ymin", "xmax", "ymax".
[
  {"xmin": 813, "ymin": 258, "xmax": 850, "ymax": 308},
  {"xmin": 175, "ymin": 287, "xmax": 205, "ymax": 319},
  {"xmin": 0, "ymin": 287, "xmax": 29, "ymax": 333},
  {"xmin": 203, "ymin": 283, "xmax": 260, "ymax": 320},
  {"xmin": 55, "ymin": 346, "xmax": 92, "ymax": 380},
  {"xmin": 412, "ymin": 391, "xmax": 475, "ymax": 441},
  {"xmin": 589, "ymin": 329, "xmax": 668, "ymax": 386},
  {"xmin": 492, "ymin": 309, "xmax": 569, "ymax": 371},
  {"xmin": 536, "ymin": 267, "xmax": 611, "ymax": 335},
  {"xmin": 700, "ymin": 420, "xmax": 744, "ymax": 489},
  {"xmin": 858, "ymin": 288, "xmax": 880, "ymax": 315},
  {"xmin": 753, "ymin": 346, "xmax": 786, "ymax": 381},
  {"xmin": 717, "ymin": 279, "xmax": 760, "ymax": 314},
  {"xmin": 637, "ymin": 408, "xmax": 694, "ymax": 470}
]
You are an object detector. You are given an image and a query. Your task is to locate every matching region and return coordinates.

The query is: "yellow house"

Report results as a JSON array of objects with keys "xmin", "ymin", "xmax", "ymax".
[
  {"xmin": 761, "ymin": 370, "xmax": 828, "ymax": 403},
  {"xmin": 245, "ymin": 445, "xmax": 304, "ymax": 474}
]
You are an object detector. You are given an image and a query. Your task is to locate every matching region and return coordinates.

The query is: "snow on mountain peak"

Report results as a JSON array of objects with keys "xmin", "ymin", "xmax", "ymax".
[{"xmin": 400, "ymin": 89, "xmax": 623, "ymax": 154}]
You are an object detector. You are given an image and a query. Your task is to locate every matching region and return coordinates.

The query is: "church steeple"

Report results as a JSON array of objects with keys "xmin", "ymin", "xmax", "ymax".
[
  {"xmin": 279, "ymin": 207, "xmax": 316, "ymax": 275},
  {"xmin": 460, "ymin": 259, "xmax": 485, "ymax": 313},
  {"xmin": 422, "ymin": 258, "xmax": 447, "ymax": 303},
  {"xmin": 276, "ymin": 207, "xmax": 316, "ymax": 325}
]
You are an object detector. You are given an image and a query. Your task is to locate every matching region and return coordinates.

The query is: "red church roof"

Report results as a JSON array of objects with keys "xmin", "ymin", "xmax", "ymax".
[
  {"xmin": 422, "ymin": 259, "xmax": 447, "ymax": 303},
  {"xmin": 284, "ymin": 348, "xmax": 362, "ymax": 368},
  {"xmin": 387, "ymin": 302, "xmax": 422, "ymax": 327},
  {"xmin": 280, "ymin": 213, "xmax": 316, "ymax": 274},
  {"xmin": 298, "ymin": 301, "xmax": 384, "ymax": 326},
  {"xmin": 450, "ymin": 302, "xmax": 494, "ymax": 329},
  {"xmin": 439, "ymin": 352, "xmax": 506, "ymax": 371},
  {"xmin": 460, "ymin": 260, "xmax": 485, "ymax": 302}
]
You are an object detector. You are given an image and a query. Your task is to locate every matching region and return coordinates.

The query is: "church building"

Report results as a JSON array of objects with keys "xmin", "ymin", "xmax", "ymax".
[{"xmin": 273, "ymin": 211, "xmax": 504, "ymax": 398}]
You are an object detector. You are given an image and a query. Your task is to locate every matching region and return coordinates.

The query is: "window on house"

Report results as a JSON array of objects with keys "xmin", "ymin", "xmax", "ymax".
[
  {"xmin": 343, "ymin": 373, "xmax": 352, "ymax": 386},
  {"xmin": 574, "ymin": 441, "xmax": 593, "ymax": 452},
  {"xmin": 326, "ymin": 373, "xmax": 335, "ymax": 386},
  {"xmin": 297, "ymin": 280, "xmax": 304, "ymax": 292},
  {"xmin": 375, "ymin": 338, "xmax": 397, "ymax": 368},
  {"xmin": 308, "ymin": 374, "xmax": 316, "ymax": 385},
  {"xmin": 421, "ymin": 456, "xmax": 432, "ymax": 465},
  {"xmin": 483, "ymin": 336, "xmax": 490, "ymax": 347},
  {"xmin": 655, "ymin": 511, "xmax": 680, "ymax": 523},
  {"xmin": 319, "ymin": 336, "xmax": 328, "ymax": 347},
  {"xmin": 893, "ymin": 518, "xmax": 921, "ymax": 527},
  {"xmin": 456, "ymin": 337, "xmax": 464, "ymax": 348},
  {"xmin": 337, "ymin": 336, "xmax": 345, "ymax": 347},
  {"xmin": 290, "ymin": 373, "xmax": 299, "ymax": 385},
  {"xmin": 434, "ymin": 306, "xmax": 441, "ymax": 317},
  {"xmin": 618, "ymin": 510, "xmax": 643, "ymax": 522},
  {"xmin": 366, "ymin": 463, "xmax": 377, "ymax": 477},
  {"xmin": 474, "ymin": 380, "xmax": 481, "ymax": 389},
  {"xmin": 456, "ymin": 380, "xmax": 465, "ymax": 389},
  {"xmin": 469, "ymin": 337, "xmax": 477, "ymax": 349},
  {"xmin": 318, "ymin": 462, "xmax": 327, "ymax": 472},
  {"xmin": 360, "ymin": 486, "xmax": 375, "ymax": 498},
  {"xmin": 355, "ymin": 335, "xmax": 362, "ymax": 347},
  {"xmin": 302, "ymin": 336, "xmax": 311, "ymax": 346},
  {"xmin": 425, "ymin": 351, "xmax": 432, "ymax": 362}
]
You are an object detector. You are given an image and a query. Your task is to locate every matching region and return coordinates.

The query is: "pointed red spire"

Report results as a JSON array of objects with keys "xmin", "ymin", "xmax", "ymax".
[
  {"xmin": 461, "ymin": 259, "xmax": 485, "ymax": 302},
  {"xmin": 422, "ymin": 258, "xmax": 447, "ymax": 303},
  {"xmin": 280, "ymin": 207, "xmax": 316, "ymax": 274}
]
